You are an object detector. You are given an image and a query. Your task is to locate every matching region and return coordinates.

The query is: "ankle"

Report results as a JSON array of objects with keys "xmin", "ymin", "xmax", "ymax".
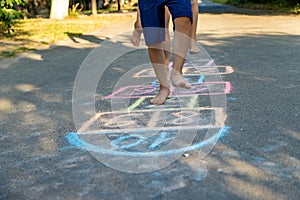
[
  {"xmin": 159, "ymin": 85, "xmax": 170, "ymax": 90},
  {"xmin": 171, "ymin": 68, "xmax": 182, "ymax": 74}
]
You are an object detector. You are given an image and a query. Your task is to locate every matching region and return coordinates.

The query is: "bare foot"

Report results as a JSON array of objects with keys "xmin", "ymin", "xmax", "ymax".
[
  {"xmin": 150, "ymin": 86, "xmax": 170, "ymax": 105},
  {"xmin": 171, "ymin": 70, "xmax": 192, "ymax": 89},
  {"xmin": 131, "ymin": 29, "xmax": 142, "ymax": 47},
  {"xmin": 189, "ymin": 40, "xmax": 200, "ymax": 54}
]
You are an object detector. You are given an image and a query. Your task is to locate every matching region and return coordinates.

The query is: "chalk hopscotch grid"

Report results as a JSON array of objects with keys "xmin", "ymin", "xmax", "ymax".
[
  {"xmin": 104, "ymin": 82, "xmax": 231, "ymax": 99},
  {"xmin": 105, "ymin": 64, "xmax": 231, "ymax": 99},
  {"xmin": 69, "ymin": 57, "xmax": 232, "ymax": 159},
  {"xmin": 133, "ymin": 65, "xmax": 234, "ymax": 78},
  {"xmin": 74, "ymin": 61, "xmax": 231, "ymax": 154},
  {"xmin": 67, "ymin": 126, "xmax": 230, "ymax": 157},
  {"xmin": 76, "ymin": 107, "xmax": 225, "ymax": 135}
]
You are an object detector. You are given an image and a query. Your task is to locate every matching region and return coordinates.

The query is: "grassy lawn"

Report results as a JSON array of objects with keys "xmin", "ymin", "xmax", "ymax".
[
  {"xmin": 212, "ymin": 0, "xmax": 300, "ymax": 14},
  {"xmin": 0, "ymin": 14, "xmax": 134, "ymax": 59},
  {"xmin": 213, "ymin": 0, "xmax": 228, "ymax": 4}
]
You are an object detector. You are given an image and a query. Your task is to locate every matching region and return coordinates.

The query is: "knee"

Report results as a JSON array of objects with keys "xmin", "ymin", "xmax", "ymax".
[
  {"xmin": 174, "ymin": 17, "xmax": 192, "ymax": 28},
  {"xmin": 148, "ymin": 43, "xmax": 164, "ymax": 51},
  {"xmin": 191, "ymin": 0, "xmax": 199, "ymax": 12},
  {"xmin": 191, "ymin": 0, "xmax": 197, "ymax": 6}
]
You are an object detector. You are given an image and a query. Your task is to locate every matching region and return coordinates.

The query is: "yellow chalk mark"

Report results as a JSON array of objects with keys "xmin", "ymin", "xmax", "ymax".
[{"xmin": 127, "ymin": 97, "xmax": 145, "ymax": 111}]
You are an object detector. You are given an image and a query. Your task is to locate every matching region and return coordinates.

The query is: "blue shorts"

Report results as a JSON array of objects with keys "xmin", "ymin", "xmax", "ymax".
[{"xmin": 138, "ymin": 0, "xmax": 193, "ymax": 46}]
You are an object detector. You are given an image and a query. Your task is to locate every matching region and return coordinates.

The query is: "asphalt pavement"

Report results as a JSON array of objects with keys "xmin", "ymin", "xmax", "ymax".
[{"xmin": 0, "ymin": 1, "xmax": 299, "ymax": 199}]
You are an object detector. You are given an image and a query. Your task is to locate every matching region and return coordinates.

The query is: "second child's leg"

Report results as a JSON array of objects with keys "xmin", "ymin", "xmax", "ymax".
[
  {"xmin": 131, "ymin": 8, "xmax": 142, "ymax": 47},
  {"xmin": 163, "ymin": 7, "xmax": 171, "ymax": 66},
  {"xmin": 190, "ymin": 0, "xmax": 201, "ymax": 54}
]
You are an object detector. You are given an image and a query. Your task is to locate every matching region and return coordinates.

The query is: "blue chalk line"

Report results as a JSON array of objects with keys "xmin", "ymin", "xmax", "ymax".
[{"xmin": 65, "ymin": 126, "xmax": 230, "ymax": 157}]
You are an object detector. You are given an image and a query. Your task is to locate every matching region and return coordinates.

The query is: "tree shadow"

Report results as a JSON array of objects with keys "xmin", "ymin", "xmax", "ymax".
[{"xmin": 64, "ymin": 32, "xmax": 108, "ymax": 44}]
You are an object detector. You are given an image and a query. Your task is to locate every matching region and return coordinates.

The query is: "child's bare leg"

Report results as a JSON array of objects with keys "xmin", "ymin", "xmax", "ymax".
[
  {"xmin": 149, "ymin": 8, "xmax": 170, "ymax": 105},
  {"xmin": 131, "ymin": 26, "xmax": 142, "ymax": 47},
  {"xmin": 131, "ymin": 9, "xmax": 142, "ymax": 47},
  {"xmin": 190, "ymin": 0, "xmax": 200, "ymax": 54},
  {"xmin": 163, "ymin": 7, "xmax": 171, "ymax": 66},
  {"xmin": 148, "ymin": 43, "xmax": 170, "ymax": 105},
  {"xmin": 163, "ymin": 32, "xmax": 170, "ymax": 66},
  {"xmin": 171, "ymin": 17, "xmax": 192, "ymax": 89}
]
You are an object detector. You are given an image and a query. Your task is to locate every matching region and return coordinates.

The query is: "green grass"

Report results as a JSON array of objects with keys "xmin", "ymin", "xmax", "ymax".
[
  {"xmin": 0, "ymin": 47, "xmax": 36, "ymax": 57},
  {"xmin": 212, "ymin": 0, "xmax": 300, "ymax": 14},
  {"xmin": 83, "ymin": 3, "xmax": 138, "ymax": 15},
  {"xmin": 212, "ymin": 0, "xmax": 228, "ymax": 4},
  {"xmin": 0, "ymin": 51, "xmax": 16, "ymax": 57},
  {"xmin": 0, "ymin": 14, "xmax": 133, "ymax": 58}
]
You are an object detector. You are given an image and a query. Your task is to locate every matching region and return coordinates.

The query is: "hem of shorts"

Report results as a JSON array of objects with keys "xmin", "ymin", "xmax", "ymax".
[{"xmin": 172, "ymin": 14, "xmax": 193, "ymax": 25}]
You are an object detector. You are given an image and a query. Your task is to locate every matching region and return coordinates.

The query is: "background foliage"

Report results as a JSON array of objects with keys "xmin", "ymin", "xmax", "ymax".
[
  {"xmin": 0, "ymin": 0, "xmax": 26, "ymax": 35},
  {"xmin": 227, "ymin": 0, "xmax": 299, "ymax": 6}
]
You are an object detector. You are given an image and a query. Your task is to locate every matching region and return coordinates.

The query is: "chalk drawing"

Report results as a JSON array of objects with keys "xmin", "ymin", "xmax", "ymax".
[
  {"xmin": 111, "ymin": 134, "xmax": 147, "ymax": 149},
  {"xmin": 68, "ymin": 54, "xmax": 235, "ymax": 173},
  {"xmin": 76, "ymin": 107, "xmax": 224, "ymax": 134},
  {"xmin": 151, "ymin": 75, "xmax": 205, "ymax": 87},
  {"xmin": 109, "ymin": 131, "xmax": 177, "ymax": 150},
  {"xmin": 183, "ymin": 66, "xmax": 234, "ymax": 75},
  {"xmin": 75, "ymin": 125, "xmax": 225, "ymax": 135},
  {"xmin": 149, "ymin": 131, "xmax": 174, "ymax": 150},
  {"xmin": 133, "ymin": 66, "xmax": 233, "ymax": 78},
  {"xmin": 105, "ymin": 82, "xmax": 231, "ymax": 99},
  {"xmin": 139, "ymin": 96, "xmax": 201, "ymax": 110},
  {"xmin": 66, "ymin": 126, "xmax": 231, "ymax": 157}
]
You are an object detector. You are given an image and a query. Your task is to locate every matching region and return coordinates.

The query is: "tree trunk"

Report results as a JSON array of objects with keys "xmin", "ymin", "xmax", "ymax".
[
  {"xmin": 92, "ymin": 0, "xmax": 97, "ymax": 16},
  {"xmin": 50, "ymin": 0, "xmax": 69, "ymax": 19},
  {"xmin": 117, "ymin": 0, "xmax": 121, "ymax": 12}
]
